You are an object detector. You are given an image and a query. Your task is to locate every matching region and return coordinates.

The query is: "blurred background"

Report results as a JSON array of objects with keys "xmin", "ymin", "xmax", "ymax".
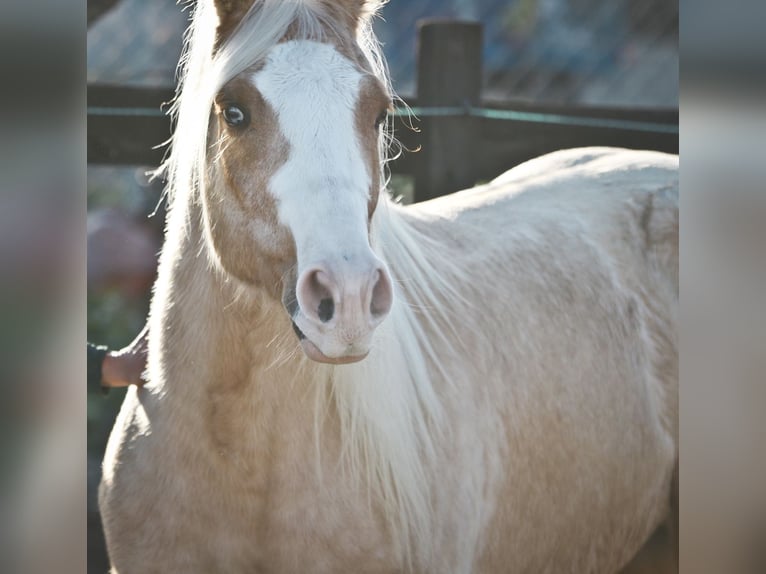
[{"xmin": 88, "ymin": 0, "xmax": 679, "ymax": 103}]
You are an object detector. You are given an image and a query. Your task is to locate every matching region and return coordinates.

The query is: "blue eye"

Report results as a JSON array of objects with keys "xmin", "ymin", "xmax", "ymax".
[{"xmin": 222, "ymin": 104, "xmax": 249, "ymax": 128}]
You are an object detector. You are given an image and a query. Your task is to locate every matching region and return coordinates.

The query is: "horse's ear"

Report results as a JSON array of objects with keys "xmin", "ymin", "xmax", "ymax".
[
  {"xmin": 327, "ymin": 0, "xmax": 382, "ymax": 31},
  {"xmin": 212, "ymin": 0, "xmax": 255, "ymax": 47},
  {"xmin": 347, "ymin": 0, "xmax": 382, "ymax": 18}
]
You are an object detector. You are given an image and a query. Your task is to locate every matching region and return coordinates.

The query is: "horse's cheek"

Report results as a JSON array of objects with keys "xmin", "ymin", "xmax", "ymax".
[{"xmin": 203, "ymin": 170, "xmax": 294, "ymax": 293}]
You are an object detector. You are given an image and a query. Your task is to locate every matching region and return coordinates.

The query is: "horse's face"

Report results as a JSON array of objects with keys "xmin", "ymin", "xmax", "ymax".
[{"xmin": 205, "ymin": 38, "xmax": 393, "ymax": 364}]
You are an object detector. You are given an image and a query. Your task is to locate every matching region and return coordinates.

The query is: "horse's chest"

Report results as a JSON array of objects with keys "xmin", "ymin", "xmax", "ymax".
[{"xmin": 149, "ymin": 408, "xmax": 398, "ymax": 573}]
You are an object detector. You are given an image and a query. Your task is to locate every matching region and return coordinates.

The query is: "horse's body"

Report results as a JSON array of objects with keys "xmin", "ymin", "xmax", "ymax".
[{"xmin": 100, "ymin": 2, "xmax": 678, "ymax": 572}]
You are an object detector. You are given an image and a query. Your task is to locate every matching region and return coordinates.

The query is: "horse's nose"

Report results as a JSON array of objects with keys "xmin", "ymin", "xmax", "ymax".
[{"xmin": 296, "ymin": 259, "xmax": 393, "ymax": 336}]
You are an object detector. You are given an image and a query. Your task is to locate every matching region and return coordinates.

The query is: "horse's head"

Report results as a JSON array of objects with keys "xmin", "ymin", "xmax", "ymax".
[{"xmin": 200, "ymin": 0, "xmax": 393, "ymax": 364}]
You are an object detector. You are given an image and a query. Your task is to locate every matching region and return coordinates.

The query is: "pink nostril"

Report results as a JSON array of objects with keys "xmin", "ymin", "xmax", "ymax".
[
  {"xmin": 317, "ymin": 297, "xmax": 334, "ymax": 323},
  {"xmin": 296, "ymin": 262, "xmax": 393, "ymax": 329},
  {"xmin": 297, "ymin": 268, "xmax": 338, "ymax": 324},
  {"xmin": 370, "ymin": 266, "xmax": 393, "ymax": 320}
]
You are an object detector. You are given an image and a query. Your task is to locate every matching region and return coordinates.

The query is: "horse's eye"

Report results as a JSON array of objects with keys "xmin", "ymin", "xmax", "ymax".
[
  {"xmin": 374, "ymin": 110, "xmax": 388, "ymax": 129},
  {"xmin": 222, "ymin": 104, "xmax": 249, "ymax": 128}
]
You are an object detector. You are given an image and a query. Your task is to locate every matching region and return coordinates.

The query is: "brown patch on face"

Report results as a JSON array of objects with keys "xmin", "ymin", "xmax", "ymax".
[
  {"xmin": 354, "ymin": 76, "xmax": 391, "ymax": 221},
  {"xmin": 204, "ymin": 76, "xmax": 295, "ymax": 298},
  {"xmin": 213, "ymin": 0, "xmax": 256, "ymax": 50}
]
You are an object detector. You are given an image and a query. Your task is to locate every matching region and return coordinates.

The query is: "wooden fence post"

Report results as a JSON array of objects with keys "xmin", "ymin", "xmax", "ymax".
[{"xmin": 414, "ymin": 20, "xmax": 483, "ymax": 203}]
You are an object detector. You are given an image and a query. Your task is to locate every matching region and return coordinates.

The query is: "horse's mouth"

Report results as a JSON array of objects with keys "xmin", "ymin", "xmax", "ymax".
[
  {"xmin": 291, "ymin": 320, "xmax": 368, "ymax": 365},
  {"xmin": 291, "ymin": 319, "xmax": 307, "ymax": 341}
]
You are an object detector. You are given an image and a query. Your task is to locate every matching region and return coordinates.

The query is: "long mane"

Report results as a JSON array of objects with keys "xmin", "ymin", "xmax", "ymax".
[{"xmin": 157, "ymin": 0, "xmax": 474, "ymax": 565}]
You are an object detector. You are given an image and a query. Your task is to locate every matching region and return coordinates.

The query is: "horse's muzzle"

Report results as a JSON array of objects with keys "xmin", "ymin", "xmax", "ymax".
[{"xmin": 286, "ymin": 257, "xmax": 393, "ymax": 363}]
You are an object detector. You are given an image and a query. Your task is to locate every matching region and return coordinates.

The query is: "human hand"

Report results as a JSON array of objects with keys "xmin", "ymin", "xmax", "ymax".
[{"xmin": 100, "ymin": 325, "xmax": 149, "ymax": 388}]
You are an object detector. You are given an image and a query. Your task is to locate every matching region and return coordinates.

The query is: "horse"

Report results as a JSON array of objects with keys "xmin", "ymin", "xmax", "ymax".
[{"xmin": 99, "ymin": 1, "xmax": 678, "ymax": 572}]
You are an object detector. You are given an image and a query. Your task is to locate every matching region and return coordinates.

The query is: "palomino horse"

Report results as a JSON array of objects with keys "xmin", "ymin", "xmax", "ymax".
[{"xmin": 100, "ymin": 1, "xmax": 678, "ymax": 572}]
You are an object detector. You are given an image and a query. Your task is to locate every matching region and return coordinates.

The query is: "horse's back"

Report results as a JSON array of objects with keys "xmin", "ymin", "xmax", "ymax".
[
  {"xmin": 491, "ymin": 146, "xmax": 679, "ymax": 292},
  {"xmin": 419, "ymin": 146, "xmax": 678, "ymax": 335},
  {"xmin": 404, "ymin": 147, "xmax": 678, "ymax": 572},
  {"xmin": 490, "ymin": 146, "xmax": 679, "ymax": 441}
]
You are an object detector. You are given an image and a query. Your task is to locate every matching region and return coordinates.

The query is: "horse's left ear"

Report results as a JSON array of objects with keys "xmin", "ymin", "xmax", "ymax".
[
  {"xmin": 351, "ymin": 0, "xmax": 383, "ymax": 18},
  {"xmin": 329, "ymin": 0, "xmax": 382, "ymax": 31},
  {"xmin": 212, "ymin": 0, "xmax": 255, "ymax": 47}
]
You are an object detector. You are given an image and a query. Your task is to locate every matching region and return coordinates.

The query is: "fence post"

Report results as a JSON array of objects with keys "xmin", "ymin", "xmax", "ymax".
[{"xmin": 414, "ymin": 20, "xmax": 483, "ymax": 203}]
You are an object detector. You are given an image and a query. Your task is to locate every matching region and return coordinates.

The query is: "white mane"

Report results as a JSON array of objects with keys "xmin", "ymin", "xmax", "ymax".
[
  {"xmin": 158, "ymin": 0, "xmax": 474, "ymax": 565},
  {"xmin": 330, "ymin": 198, "xmax": 478, "ymax": 564}
]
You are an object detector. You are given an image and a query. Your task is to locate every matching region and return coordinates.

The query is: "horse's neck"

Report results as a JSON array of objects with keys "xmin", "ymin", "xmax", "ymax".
[
  {"xmin": 147, "ymin": 198, "xmax": 312, "ymax": 413},
  {"xmin": 145, "ymin": 196, "xmax": 462, "ymax": 562}
]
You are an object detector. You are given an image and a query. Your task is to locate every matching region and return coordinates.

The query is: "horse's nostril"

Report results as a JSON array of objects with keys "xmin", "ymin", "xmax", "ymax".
[
  {"xmin": 318, "ymin": 298, "xmax": 335, "ymax": 323},
  {"xmin": 370, "ymin": 268, "xmax": 393, "ymax": 319}
]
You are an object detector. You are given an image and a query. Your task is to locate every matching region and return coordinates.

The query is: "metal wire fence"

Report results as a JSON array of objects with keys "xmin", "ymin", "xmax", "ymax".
[
  {"xmin": 87, "ymin": 0, "xmax": 678, "ymax": 107},
  {"xmin": 373, "ymin": 0, "xmax": 678, "ymax": 105}
]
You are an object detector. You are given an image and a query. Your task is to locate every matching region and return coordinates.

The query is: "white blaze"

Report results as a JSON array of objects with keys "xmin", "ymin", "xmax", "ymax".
[{"xmin": 252, "ymin": 40, "xmax": 372, "ymax": 269}]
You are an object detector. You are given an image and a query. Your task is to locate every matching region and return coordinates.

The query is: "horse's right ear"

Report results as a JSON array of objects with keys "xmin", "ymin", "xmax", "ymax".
[{"xmin": 211, "ymin": 0, "xmax": 255, "ymax": 47}]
